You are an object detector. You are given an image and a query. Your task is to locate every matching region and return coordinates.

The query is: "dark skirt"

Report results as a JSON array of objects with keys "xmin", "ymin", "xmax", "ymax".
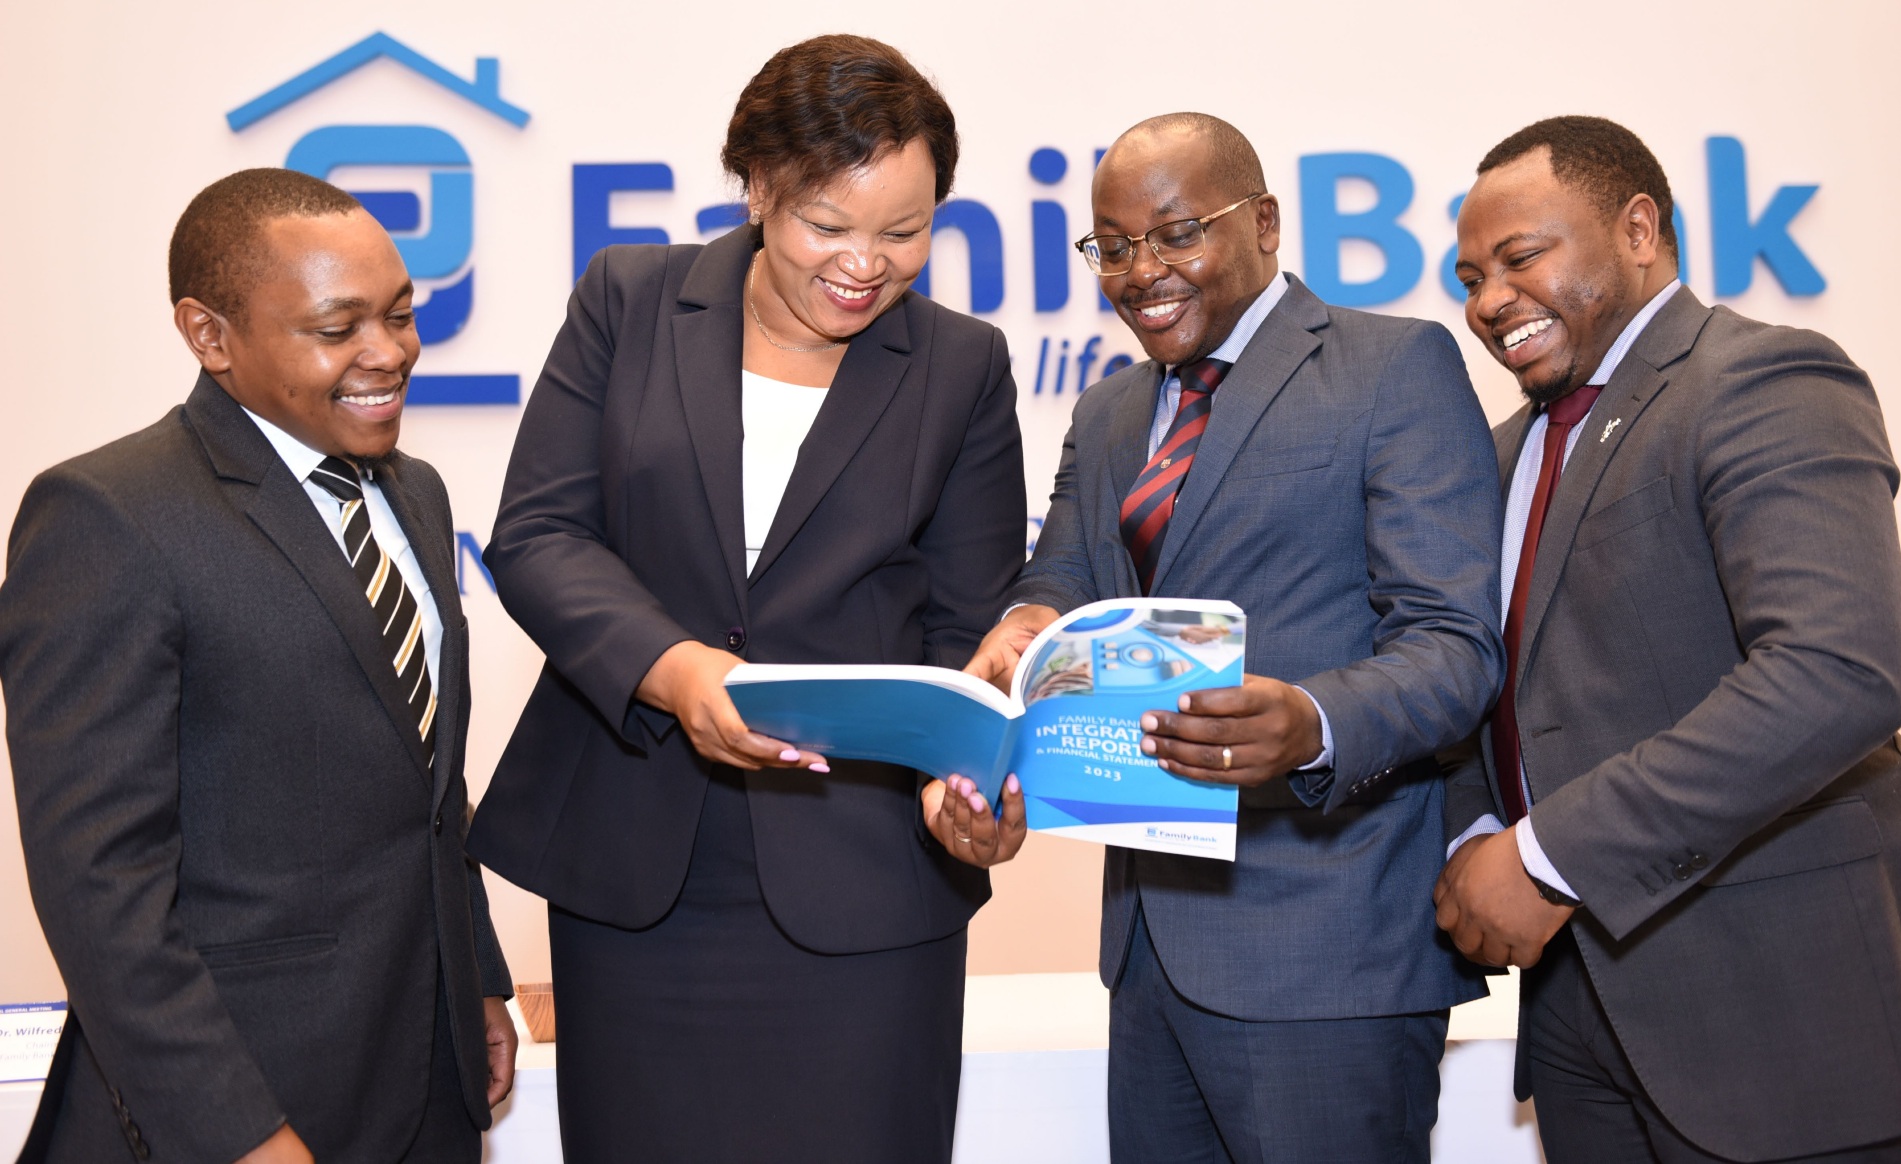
[{"xmin": 548, "ymin": 771, "xmax": 967, "ymax": 1164}]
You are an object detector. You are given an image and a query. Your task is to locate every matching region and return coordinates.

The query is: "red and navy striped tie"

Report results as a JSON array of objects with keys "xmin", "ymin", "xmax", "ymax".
[{"xmin": 1119, "ymin": 357, "xmax": 1232, "ymax": 594}]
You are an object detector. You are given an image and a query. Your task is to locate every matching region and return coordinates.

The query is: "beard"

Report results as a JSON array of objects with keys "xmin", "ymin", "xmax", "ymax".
[
  {"xmin": 1518, "ymin": 276, "xmax": 1628, "ymax": 408},
  {"xmin": 1520, "ymin": 357, "xmax": 1591, "ymax": 408},
  {"xmin": 1520, "ymin": 294, "xmax": 1627, "ymax": 408}
]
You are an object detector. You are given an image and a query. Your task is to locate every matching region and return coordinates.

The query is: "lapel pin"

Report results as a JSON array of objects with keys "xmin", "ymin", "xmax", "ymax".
[{"xmin": 1600, "ymin": 417, "xmax": 1622, "ymax": 443}]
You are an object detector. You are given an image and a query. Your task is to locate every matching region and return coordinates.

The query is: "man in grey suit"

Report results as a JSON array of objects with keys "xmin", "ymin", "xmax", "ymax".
[
  {"xmin": 967, "ymin": 114, "xmax": 1503, "ymax": 1161},
  {"xmin": 0, "ymin": 169, "xmax": 515, "ymax": 1163},
  {"xmin": 1437, "ymin": 115, "xmax": 1901, "ymax": 1162}
]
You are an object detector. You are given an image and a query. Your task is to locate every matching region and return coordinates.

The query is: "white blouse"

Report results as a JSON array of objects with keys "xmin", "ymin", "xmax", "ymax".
[{"xmin": 740, "ymin": 370, "xmax": 829, "ymax": 574}]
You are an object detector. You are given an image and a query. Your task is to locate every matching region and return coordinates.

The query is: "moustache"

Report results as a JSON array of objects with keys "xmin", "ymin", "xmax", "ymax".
[{"xmin": 1122, "ymin": 286, "xmax": 1193, "ymax": 310}]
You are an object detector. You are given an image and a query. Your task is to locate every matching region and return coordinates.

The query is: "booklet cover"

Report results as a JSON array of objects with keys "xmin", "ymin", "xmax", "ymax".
[{"xmin": 724, "ymin": 599, "xmax": 1243, "ymax": 859}]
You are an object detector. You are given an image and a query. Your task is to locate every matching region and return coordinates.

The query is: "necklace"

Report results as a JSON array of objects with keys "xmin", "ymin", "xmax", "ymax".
[{"xmin": 748, "ymin": 253, "xmax": 843, "ymax": 353}]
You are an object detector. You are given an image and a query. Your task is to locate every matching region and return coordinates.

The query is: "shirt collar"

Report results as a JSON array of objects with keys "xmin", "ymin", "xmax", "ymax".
[
  {"xmin": 1584, "ymin": 280, "xmax": 1681, "ymax": 386},
  {"xmin": 1169, "ymin": 269, "xmax": 1289, "ymax": 377},
  {"xmin": 241, "ymin": 407, "xmax": 329, "ymax": 485}
]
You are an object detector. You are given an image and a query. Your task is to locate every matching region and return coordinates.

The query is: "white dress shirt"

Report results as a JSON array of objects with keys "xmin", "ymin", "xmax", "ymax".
[
  {"xmin": 1449, "ymin": 281, "xmax": 1683, "ymax": 898},
  {"xmin": 243, "ymin": 408, "xmax": 442, "ymax": 687},
  {"xmin": 740, "ymin": 370, "xmax": 829, "ymax": 575}
]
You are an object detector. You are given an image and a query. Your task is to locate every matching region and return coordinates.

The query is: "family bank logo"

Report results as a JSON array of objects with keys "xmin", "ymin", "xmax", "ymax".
[
  {"xmin": 219, "ymin": 31, "xmax": 1835, "ymax": 415},
  {"xmin": 226, "ymin": 32, "xmax": 528, "ymax": 406}
]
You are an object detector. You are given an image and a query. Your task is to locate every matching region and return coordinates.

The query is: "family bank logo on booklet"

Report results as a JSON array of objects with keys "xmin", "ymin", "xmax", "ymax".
[
  {"xmin": 1146, "ymin": 826, "xmax": 1228, "ymax": 854},
  {"xmin": 725, "ymin": 599, "xmax": 1244, "ymax": 860}
]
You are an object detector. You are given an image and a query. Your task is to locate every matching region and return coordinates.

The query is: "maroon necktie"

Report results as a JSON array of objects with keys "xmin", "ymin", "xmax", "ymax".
[
  {"xmin": 1120, "ymin": 358, "xmax": 1232, "ymax": 594},
  {"xmin": 1492, "ymin": 385, "xmax": 1602, "ymax": 822}
]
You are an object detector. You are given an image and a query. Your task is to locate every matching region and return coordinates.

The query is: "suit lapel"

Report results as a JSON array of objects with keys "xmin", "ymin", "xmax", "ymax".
[
  {"xmin": 672, "ymin": 227, "xmax": 755, "ymax": 610},
  {"xmin": 1090, "ymin": 366, "xmax": 1162, "ymax": 598},
  {"xmin": 1106, "ymin": 362, "xmax": 1164, "ymax": 505},
  {"xmin": 750, "ymin": 301, "xmax": 912, "ymax": 581},
  {"xmin": 1517, "ymin": 289, "xmax": 1712, "ymax": 668},
  {"xmin": 185, "ymin": 378, "xmax": 434, "ymax": 782},
  {"xmin": 376, "ymin": 460, "xmax": 462, "ymax": 806},
  {"xmin": 1150, "ymin": 275, "xmax": 1324, "ymax": 591},
  {"xmin": 1495, "ymin": 407, "xmax": 1533, "ymax": 497}
]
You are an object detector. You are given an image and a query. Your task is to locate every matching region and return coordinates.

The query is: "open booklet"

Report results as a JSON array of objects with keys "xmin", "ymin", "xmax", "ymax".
[{"xmin": 724, "ymin": 598, "xmax": 1243, "ymax": 860}]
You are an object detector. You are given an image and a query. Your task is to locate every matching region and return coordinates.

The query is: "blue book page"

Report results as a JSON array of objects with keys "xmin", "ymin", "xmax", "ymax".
[
  {"xmin": 722, "ymin": 600, "xmax": 1245, "ymax": 860},
  {"xmin": 1007, "ymin": 602, "xmax": 1243, "ymax": 860},
  {"xmin": 726, "ymin": 671, "xmax": 1012, "ymax": 794}
]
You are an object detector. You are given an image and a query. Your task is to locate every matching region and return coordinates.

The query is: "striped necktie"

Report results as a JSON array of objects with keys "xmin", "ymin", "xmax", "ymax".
[
  {"xmin": 1119, "ymin": 357, "xmax": 1232, "ymax": 594},
  {"xmin": 309, "ymin": 456, "xmax": 437, "ymax": 766}
]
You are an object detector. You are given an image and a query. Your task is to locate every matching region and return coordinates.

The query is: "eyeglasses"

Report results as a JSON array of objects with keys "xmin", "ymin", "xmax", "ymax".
[{"xmin": 1074, "ymin": 194, "xmax": 1264, "ymax": 276}]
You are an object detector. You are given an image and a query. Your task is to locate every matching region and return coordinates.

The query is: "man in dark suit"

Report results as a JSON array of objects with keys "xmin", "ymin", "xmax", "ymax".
[
  {"xmin": 0, "ymin": 168, "xmax": 515, "ymax": 1163},
  {"xmin": 1436, "ymin": 116, "xmax": 1901, "ymax": 1163},
  {"xmin": 968, "ymin": 113, "xmax": 1503, "ymax": 1161}
]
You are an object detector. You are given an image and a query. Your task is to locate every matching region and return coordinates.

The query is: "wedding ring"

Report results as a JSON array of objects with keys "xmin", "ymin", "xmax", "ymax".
[
  {"xmin": 956, "ymin": 834, "xmax": 973, "ymax": 843},
  {"xmin": 1221, "ymin": 746, "xmax": 1233, "ymax": 771}
]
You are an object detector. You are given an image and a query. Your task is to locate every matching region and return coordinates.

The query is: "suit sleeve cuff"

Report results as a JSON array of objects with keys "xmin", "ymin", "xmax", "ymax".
[
  {"xmin": 1516, "ymin": 816, "xmax": 1580, "ymax": 900},
  {"xmin": 1447, "ymin": 813, "xmax": 1504, "ymax": 861},
  {"xmin": 1002, "ymin": 580, "xmax": 1089, "ymax": 617}
]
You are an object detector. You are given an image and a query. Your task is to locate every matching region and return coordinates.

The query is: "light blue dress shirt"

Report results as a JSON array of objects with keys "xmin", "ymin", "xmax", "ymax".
[
  {"xmin": 1450, "ymin": 281, "xmax": 1682, "ymax": 898},
  {"xmin": 243, "ymin": 408, "xmax": 443, "ymax": 687},
  {"xmin": 1145, "ymin": 271, "xmax": 1289, "ymax": 456}
]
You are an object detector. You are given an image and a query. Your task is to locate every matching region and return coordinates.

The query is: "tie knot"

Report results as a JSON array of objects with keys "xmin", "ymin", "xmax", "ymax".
[
  {"xmin": 1546, "ymin": 385, "xmax": 1603, "ymax": 428},
  {"xmin": 1179, "ymin": 358, "xmax": 1232, "ymax": 397},
  {"xmin": 310, "ymin": 456, "xmax": 363, "ymax": 502}
]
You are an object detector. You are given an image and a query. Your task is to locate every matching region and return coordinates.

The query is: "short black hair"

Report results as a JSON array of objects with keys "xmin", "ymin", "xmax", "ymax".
[
  {"xmin": 1121, "ymin": 112, "xmax": 1267, "ymax": 202},
  {"xmin": 723, "ymin": 35, "xmax": 959, "ymax": 209},
  {"xmin": 168, "ymin": 168, "xmax": 363, "ymax": 322},
  {"xmin": 1478, "ymin": 116, "xmax": 1678, "ymax": 260}
]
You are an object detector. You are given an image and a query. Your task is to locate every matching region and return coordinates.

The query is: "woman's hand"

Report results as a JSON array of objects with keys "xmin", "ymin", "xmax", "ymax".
[
  {"xmin": 964, "ymin": 605, "xmax": 1058, "ymax": 692},
  {"xmin": 921, "ymin": 774, "xmax": 1027, "ymax": 867},
  {"xmin": 636, "ymin": 641, "xmax": 829, "ymax": 771}
]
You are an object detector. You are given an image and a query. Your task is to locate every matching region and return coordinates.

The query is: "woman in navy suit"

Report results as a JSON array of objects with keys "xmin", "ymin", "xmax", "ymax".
[{"xmin": 468, "ymin": 34, "xmax": 1026, "ymax": 1163}]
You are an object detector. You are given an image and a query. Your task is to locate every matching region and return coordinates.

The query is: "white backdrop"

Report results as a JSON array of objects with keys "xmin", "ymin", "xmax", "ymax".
[{"xmin": 3, "ymin": 0, "xmax": 1898, "ymax": 1007}]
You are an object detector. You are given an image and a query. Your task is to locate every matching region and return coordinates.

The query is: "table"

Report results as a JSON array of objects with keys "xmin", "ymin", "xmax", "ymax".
[{"xmin": 0, "ymin": 973, "xmax": 1543, "ymax": 1162}]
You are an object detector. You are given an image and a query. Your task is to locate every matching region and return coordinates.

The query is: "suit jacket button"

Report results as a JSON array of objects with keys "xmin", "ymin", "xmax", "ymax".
[
  {"xmin": 726, "ymin": 627, "xmax": 746, "ymax": 652},
  {"xmin": 1672, "ymin": 862, "xmax": 1692, "ymax": 880},
  {"xmin": 1690, "ymin": 853, "xmax": 1708, "ymax": 870},
  {"xmin": 433, "ymin": 812, "xmax": 444, "ymax": 835}
]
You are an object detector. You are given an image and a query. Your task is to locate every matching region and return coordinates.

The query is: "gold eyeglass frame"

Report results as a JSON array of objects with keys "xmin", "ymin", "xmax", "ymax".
[{"xmin": 1073, "ymin": 193, "xmax": 1265, "ymax": 276}]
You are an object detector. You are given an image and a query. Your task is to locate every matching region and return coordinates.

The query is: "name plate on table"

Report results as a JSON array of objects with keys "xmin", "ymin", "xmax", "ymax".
[{"xmin": 0, "ymin": 1003, "xmax": 66, "ymax": 1083}]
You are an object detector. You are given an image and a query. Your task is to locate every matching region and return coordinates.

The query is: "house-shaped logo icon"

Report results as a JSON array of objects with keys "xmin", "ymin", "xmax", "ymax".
[
  {"xmin": 226, "ymin": 32, "xmax": 530, "ymax": 404},
  {"xmin": 226, "ymin": 32, "xmax": 529, "ymax": 132}
]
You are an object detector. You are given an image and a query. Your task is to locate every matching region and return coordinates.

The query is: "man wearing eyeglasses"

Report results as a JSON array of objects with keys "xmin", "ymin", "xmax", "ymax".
[{"xmin": 968, "ymin": 113, "xmax": 1503, "ymax": 1161}]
